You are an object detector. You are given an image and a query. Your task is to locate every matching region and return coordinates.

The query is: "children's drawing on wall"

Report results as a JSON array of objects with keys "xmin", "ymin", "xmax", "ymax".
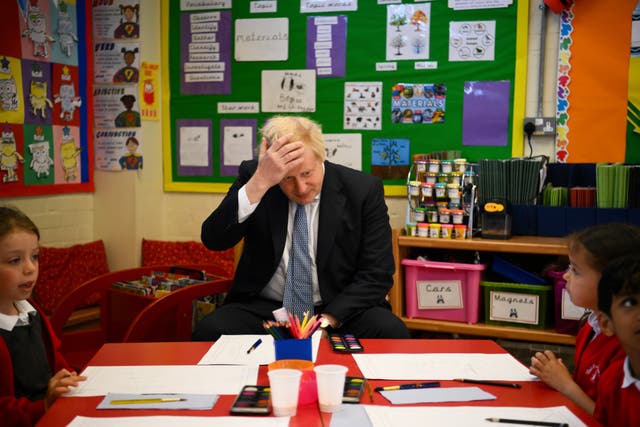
[
  {"xmin": 371, "ymin": 138, "xmax": 410, "ymax": 180},
  {"xmin": 53, "ymin": 64, "xmax": 82, "ymax": 124},
  {"xmin": 261, "ymin": 69, "xmax": 316, "ymax": 112},
  {"xmin": 23, "ymin": 123, "xmax": 53, "ymax": 184},
  {"xmin": 344, "ymin": 81, "xmax": 382, "ymax": 130},
  {"xmin": 20, "ymin": 0, "xmax": 55, "ymax": 59},
  {"xmin": 113, "ymin": 47, "xmax": 139, "ymax": 83},
  {"xmin": 23, "ymin": 61, "xmax": 53, "ymax": 124},
  {"xmin": 55, "ymin": 0, "xmax": 79, "ymax": 59},
  {"xmin": 114, "ymin": 3, "xmax": 140, "ymax": 39},
  {"xmin": 0, "ymin": 57, "xmax": 23, "ymax": 125},
  {"xmin": 93, "ymin": 85, "xmax": 140, "ymax": 129},
  {"xmin": 449, "ymin": 21, "xmax": 496, "ymax": 62},
  {"xmin": 177, "ymin": 119, "xmax": 212, "ymax": 177},
  {"xmin": 1, "ymin": 123, "xmax": 23, "ymax": 184},
  {"xmin": 94, "ymin": 42, "xmax": 141, "ymax": 84},
  {"xmin": 114, "ymin": 94, "xmax": 140, "ymax": 127},
  {"xmin": 24, "ymin": 125, "xmax": 54, "ymax": 185},
  {"xmin": 322, "ymin": 133, "xmax": 362, "ymax": 170},
  {"xmin": 0, "ymin": 0, "xmax": 90, "ymax": 196},
  {"xmin": 94, "ymin": 129, "xmax": 140, "ymax": 171},
  {"xmin": 391, "ymin": 83, "xmax": 446, "ymax": 124},
  {"xmin": 28, "ymin": 141, "xmax": 53, "ymax": 179},
  {"xmin": 139, "ymin": 62, "xmax": 160, "ymax": 120},
  {"xmin": 58, "ymin": 125, "xmax": 81, "ymax": 182},
  {"xmin": 93, "ymin": 0, "xmax": 140, "ymax": 40},
  {"xmin": 386, "ymin": 4, "xmax": 431, "ymax": 61},
  {"xmin": 220, "ymin": 118, "xmax": 256, "ymax": 177},
  {"xmin": 119, "ymin": 136, "xmax": 142, "ymax": 170}
]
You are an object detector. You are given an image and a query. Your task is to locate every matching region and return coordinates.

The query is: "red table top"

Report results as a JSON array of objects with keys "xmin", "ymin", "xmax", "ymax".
[{"xmin": 37, "ymin": 339, "xmax": 598, "ymax": 426}]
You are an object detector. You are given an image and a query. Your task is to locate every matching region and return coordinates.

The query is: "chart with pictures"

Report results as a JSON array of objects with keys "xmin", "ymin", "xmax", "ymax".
[
  {"xmin": 164, "ymin": 0, "xmax": 526, "ymax": 193},
  {"xmin": 0, "ymin": 0, "xmax": 91, "ymax": 197}
]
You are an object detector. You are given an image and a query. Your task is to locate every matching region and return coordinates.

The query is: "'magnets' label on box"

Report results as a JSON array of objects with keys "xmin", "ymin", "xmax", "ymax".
[
  {"xmin": 417, "ymin": 280, "xmax": 463, "ymax": 310},
  {"xmin": 489, "ymin": 291, "xmax": 539, "ymax": 324}
]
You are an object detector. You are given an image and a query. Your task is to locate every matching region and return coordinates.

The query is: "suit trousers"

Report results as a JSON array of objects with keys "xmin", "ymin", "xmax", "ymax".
[{"xmin": 191, "ymin": 297, "xmax": 410, "ymax": 341}]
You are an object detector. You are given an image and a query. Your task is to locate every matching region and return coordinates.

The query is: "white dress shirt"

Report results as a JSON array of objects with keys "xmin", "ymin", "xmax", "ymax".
[{"xmin": 238, "ymin": 185, "xmax": 322, "ymax": 305}]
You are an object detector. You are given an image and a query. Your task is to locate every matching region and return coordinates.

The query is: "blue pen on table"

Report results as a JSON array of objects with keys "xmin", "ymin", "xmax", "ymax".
[
  {"xmin": 246, "ymin": 338, "xmax": 263, "ymax": 354},
  {"xmin": 374, "ymin": 381, "xmax": 440, "ymax": 392}
]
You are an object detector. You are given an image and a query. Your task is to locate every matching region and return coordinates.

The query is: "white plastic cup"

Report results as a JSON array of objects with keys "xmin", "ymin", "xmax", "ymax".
[
  {"xmin": 313, "ymin": 364, "xmax": 348, "ymax": 413},
  {"xmin": 267, "ymin": 368, "xmax": 302, "ymax": 416}
]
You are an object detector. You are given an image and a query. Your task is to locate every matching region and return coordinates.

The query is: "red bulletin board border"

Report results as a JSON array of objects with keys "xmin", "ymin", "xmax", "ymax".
[{"xmin": 0, "ymin": 0, "xmax": 94, "ymax": 197}]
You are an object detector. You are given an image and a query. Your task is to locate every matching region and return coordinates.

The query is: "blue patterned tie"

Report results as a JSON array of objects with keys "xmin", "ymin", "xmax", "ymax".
[{"xmin": 283, "ymin": 204, "xmax": 313, "ymax": 320}]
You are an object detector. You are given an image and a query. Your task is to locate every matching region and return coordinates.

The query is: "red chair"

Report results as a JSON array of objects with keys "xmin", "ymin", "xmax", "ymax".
[
  {"xmin": 49, "ymin": 264, "xmax": 231, "ymax": 370},
  {"xmin": 122, "ymin": 277, "xmax": 232, "ymax": 343}
]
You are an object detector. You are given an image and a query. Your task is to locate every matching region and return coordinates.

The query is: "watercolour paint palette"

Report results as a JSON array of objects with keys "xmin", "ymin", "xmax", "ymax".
[{"xmin": 229, "ymin": 385, "xmax": 271, "ymax": 415}]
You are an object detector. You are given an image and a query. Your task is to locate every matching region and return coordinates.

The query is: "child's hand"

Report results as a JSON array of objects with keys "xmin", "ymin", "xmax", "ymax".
[
  {"xmin": 44, "ymin": 369, "xmax": 87, "ymax": 410},
  {"xmin": 529, "ymin": 350, "xmax": 573, "ymax": 392}
]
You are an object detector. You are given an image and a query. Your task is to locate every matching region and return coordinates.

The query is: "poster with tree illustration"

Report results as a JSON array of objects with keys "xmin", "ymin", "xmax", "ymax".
[{"xmin": 386, "ymin": 4, "xmax": 430, "ymax": 61}]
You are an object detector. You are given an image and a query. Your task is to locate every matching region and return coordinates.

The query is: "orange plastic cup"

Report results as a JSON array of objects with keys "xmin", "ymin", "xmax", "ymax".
[{"xmin": 268, "ymin": 359, "xmax": 318, "ymax": 405}]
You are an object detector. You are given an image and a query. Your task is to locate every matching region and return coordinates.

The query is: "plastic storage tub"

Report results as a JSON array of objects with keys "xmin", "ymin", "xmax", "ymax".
[
  {"xmin": 481, "ymin": 281, "xmax": 553, "ymax": 329},
  {"xmin": 491, "ymin": 255, "xmax": 547, "ymax": 285},
  {"xmin": 547, "ymin": 269, "xmax": 585, "ymax": 334},
  {"xmin": 403, "ymin": 258, "xmax": 485, "ymax": 324}
]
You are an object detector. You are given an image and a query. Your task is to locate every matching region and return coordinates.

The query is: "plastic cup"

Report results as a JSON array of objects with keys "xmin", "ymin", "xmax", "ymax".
[
  {"xmin": 267, "ymin": 368, "xmax": 302, "ymax": 416},
  {"xmin": 268, "ymin": 359, "xmax": 318, "ymax": 405},
  {"xmin": 313, "ymin": 364, "xmax": 348, "ymax": 413}
]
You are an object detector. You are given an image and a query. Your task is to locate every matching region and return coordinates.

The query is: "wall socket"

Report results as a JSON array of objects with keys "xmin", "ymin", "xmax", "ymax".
[{"xmin": 523, "ymin": 117, "xmax": 556, "ymax": 136}]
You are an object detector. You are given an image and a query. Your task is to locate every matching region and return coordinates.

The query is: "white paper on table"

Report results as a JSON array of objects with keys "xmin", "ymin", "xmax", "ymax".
[
  {"xmin": 352, "ymin": 353, "xmax": 536, "ymax": 381},
  {"xmin": 67, "ymin": 415, "xmax": 290, "ymax": 427},
  {"xmin": 197, "ymin": 332, "xmax": 322, "ymax": 366},
  {"xmin": 362, "ymin": 405, "xmax": 586, "ymax": 427},
  {"xmin": 380, "ymin": 386, "xmax": 496, "ymax": 404},
  {"xmin": 67, "ymin": 365, "xmax": 258, "ymax": 397}
]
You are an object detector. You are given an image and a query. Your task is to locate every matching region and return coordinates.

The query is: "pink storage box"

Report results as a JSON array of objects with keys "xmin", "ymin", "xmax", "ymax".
[
  {"xmin": 403, "ymin": 259, "xmax": 485, "ymax": 323},
  {"xmin": 547, "ymin": 269, "xmax": 584, "ymax": 334}
]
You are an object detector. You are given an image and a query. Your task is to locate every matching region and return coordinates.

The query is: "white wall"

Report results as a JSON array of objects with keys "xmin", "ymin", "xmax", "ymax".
[{"xmin": 2, "ymin": 0, "xmax": 560, "ymax": 271}]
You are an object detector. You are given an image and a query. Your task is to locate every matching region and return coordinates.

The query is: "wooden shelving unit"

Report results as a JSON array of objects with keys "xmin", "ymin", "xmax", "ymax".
[{"xmin": 390, "ymin": 229, "xmax": 575, "ymax": 345}]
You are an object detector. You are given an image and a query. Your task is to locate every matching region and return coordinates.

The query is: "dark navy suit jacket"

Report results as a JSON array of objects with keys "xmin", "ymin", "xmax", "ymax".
[{"xmin": 201, "ymin": 160, "xmax": 394, "ymax": 323}]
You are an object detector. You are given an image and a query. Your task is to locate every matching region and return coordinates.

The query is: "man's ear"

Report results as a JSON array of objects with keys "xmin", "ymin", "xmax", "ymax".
[{"xmin": 598, "ymin": 311, "xmax": 616, "ymax": 337}]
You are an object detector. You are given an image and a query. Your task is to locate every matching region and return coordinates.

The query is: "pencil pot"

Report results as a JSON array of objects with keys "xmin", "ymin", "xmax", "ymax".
[{"xmin": 274, "ymin": 338, "xmax": 312, "ymax": 361}]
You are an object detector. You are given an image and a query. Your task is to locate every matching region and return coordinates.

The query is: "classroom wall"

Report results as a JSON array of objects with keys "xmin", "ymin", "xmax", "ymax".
[{"xmin": 3, "ymin": 1, "xmax": 560, "ymax": 271}]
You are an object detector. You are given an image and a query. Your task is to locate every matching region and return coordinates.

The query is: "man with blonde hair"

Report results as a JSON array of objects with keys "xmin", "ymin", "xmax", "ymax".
[{"xmin": 193, "ymin": 115, "xmax": 409, "ymax": 340}]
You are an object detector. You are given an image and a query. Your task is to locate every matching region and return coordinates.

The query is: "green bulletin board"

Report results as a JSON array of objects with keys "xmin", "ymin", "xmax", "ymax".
[{"xmin": 162, "ymin": 0, "xmax": 528, "ymax": 195}]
